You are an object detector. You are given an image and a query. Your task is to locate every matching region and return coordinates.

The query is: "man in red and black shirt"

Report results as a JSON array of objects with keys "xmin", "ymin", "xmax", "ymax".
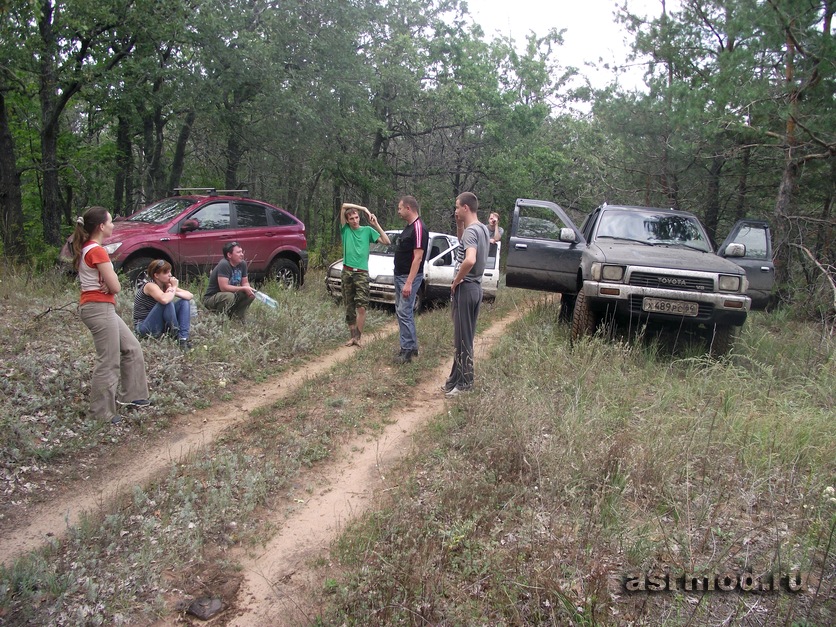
[{"xmin": 393, "ymin": 195, "xmax": 429, "ymax": 363}]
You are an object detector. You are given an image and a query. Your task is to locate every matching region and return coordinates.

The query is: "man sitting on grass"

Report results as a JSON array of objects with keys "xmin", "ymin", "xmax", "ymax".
[{"xmin": 203, "ymin": 241, "xmax": 255, "ymax": 322}]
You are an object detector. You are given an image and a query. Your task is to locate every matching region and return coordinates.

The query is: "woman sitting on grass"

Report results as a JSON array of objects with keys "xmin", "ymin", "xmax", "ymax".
[
  {"xmin": 133, "ymin": 259, "xmax": 194, "ymax": 350},
  {"xmin": 73, "ymin": 206, "xmax": 150, "ymax": 425}
]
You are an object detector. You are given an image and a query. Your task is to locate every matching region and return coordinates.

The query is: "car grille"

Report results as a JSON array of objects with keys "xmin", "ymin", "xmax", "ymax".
[{"xmin": 629, "ymin": 272, "xmax": 714, "ymax": 292}]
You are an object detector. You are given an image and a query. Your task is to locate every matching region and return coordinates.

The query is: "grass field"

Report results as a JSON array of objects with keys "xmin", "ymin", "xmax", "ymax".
[{"xmin": 0, "ymin": 265, "xmax": 833, "ymax": 625}]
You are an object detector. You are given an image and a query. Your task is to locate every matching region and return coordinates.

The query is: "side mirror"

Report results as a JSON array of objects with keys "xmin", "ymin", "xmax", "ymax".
[
  {"xmin": 724, "ymin": 242, "xmax": 745, "ymax": 257},
  {"xmin": 559, "ymin": 227, "xmax": 576, "ymax": 243},
  {"xmin": 181, "ymin": 219, "xmax": 199, "ymax": 233}
]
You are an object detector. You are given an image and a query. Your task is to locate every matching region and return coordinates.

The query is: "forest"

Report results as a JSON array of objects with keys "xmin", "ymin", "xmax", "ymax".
[{"xmin": 0, "ymin": 0, "xmax": 833, "ymax": 310}]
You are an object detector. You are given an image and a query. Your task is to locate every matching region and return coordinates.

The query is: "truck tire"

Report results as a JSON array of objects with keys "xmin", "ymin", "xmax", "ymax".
[
  {"xmin": 122, "ymin": 257, "xmax": 155, "ymax": 291},
  {"xmin": 269, "ymin": 258, "xmax": 301, "ymax": 288},
  {"xmin": 559, "ymin": 294, "xmax": 576, "ymax": 323},
  {"xmin": 571, "ymin": 290, "xmax": 598, "ymax": 342},
  {"xmin": 708, "ymin": 324, "xmax": 736, "ymax": 358},
  {"xmin": 413, "ymin": 287, "xmax": 424, "ymax": 313}
]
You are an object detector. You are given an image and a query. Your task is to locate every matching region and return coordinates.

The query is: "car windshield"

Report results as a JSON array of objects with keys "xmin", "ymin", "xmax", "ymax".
[
  {"xmin": 369, "ymin": 233, "xmax": 400, "ymax": 255},
  {"xmin": 126, "ymin": 198, "xmax": 197, "ymax": 224},
  {"xmin": 595, "ymin": 209, "xmax": 711, "ymax": 252}
]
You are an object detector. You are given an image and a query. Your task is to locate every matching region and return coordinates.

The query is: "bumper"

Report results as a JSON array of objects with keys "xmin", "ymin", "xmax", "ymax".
[{"xmin": 582, "ymin": 281, "xmax": 749, "ymax": 326}]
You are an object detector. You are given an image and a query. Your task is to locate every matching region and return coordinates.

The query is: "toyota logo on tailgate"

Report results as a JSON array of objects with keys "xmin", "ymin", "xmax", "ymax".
[{"xmin": 659, "ymin": 276, "xmax": 687, "ymax": 286}]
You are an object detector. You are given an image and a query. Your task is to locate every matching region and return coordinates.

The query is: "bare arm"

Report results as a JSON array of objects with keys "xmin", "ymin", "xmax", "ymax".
[
  {"xmin": 489, "ymin": 212, "xmax": 501, "ymax": 243},
  {"xmin": 368, "ymin": 213, "xmax": 390, "ymax": 245},
  {"xmin": 218, "ymin": 276, "xmax": 255, "ymax": 297},
  {"xmin": 98, "ymin": 262, "xmax": 122, "ymax": 295},
  {"xmin": 341, "ymin": 202, "xmax": 367, "ymax": 227},
  {"xmin": 402, "ymin": 248, "xmax": 423, "ymax": 297},
  {"xmin": 451, "ymin": 247, "xmax": 476, "ymax": 294},
  {"xmin": 144, "ymin": 281, "xmax": 176, "ymax": 305}
]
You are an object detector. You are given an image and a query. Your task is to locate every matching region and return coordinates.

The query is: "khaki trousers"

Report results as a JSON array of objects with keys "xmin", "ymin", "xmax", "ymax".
[{"xmin": 79, "ymin": 302, "xmax": 149, "ymax": 420}]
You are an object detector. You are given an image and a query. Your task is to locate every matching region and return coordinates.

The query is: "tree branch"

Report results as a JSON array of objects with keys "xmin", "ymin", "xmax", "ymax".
[{"xmin": 789, "ymin": 243, "xmax": 836, "ymax": 315}]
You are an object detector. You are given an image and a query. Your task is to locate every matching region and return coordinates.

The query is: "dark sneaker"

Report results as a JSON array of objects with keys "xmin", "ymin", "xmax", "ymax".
[
  {"xmin": 178, "ymin": 339, "xmax": 192, "ymax": 351},
  {"xmin": 395, "ymin": 349, "xmax": 414, "ymax": 364},
  {"xmin": 110, "ymin": 415, "xmax": 123, "ymax": 425},
  {"xmin": 119, "ymin": 399, "xmax": 151, "ymax": 408}
]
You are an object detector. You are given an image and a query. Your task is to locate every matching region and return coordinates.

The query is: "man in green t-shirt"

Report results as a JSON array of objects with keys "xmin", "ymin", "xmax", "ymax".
[{"xmin": 340, "ymin": 203, "xmax": 390, "ymax": 346}]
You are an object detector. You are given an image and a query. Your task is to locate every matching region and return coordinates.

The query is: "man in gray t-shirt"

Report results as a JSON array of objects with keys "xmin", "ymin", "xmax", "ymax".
[
  {"xmin": 444, "ymin": 192, "xmax": 489, "ymax": 397},
  {"xmin": 203, "ymin": 242, "xmax": 255, "ymax": 321}
]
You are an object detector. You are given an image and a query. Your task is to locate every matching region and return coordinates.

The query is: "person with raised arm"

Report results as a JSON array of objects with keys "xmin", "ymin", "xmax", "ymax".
[{"xmin": 339, "ymin": 202, "xmax": 390, "ymax": 347}]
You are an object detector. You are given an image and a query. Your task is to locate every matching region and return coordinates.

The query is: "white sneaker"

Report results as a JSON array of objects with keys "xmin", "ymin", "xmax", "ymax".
[{"xmin": 445, "ymin": 386, "xmax": 471, "ymax": 398}]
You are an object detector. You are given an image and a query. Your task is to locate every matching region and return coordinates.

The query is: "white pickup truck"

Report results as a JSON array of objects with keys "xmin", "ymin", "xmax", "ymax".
[{"xmin": 326, "ymin": 229, "xmax": 501, "ymax": 311}]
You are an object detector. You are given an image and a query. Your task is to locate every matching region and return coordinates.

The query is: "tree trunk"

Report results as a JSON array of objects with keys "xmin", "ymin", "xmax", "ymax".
[
  {"xmin": 773, "ymin": 155, "xmax": 797, "ymax": 301},
  {"xmin": 38, "ymin": 0, "xmax": 63, "ymax": 246},
  {"xmin": 734, "ymin": 145, "xmax": 750, "ymax": 221},
  {"xmin": 114, "ymin": 114, "xmax": 132, "ymax": 215},
  {"xmin": 225, "ymin": 130, "xmax": 242, "ymax": 190},
  {"xmin": 168, "ymin": 110, "xmax": 195, "ymax": 194},
  {"xmin": 0, "ymin": 91, "xmax": 26, "ymax": 259},
  {"xmin": 703, "ymin": 152, "xmax": 724, "ymax": 242},
  {"xmin": 772, "ymin": 25, "xmax": 799, "ymax": 304}
]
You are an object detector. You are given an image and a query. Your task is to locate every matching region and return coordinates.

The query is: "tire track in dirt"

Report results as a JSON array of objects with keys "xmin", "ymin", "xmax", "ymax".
[
  {"xmin": 225, "ymin": 305, "xmax": 530, "ymax": 627},
  {"xmin": 0, "ymin": 324, "xmax": 399, "ymax": 568}
]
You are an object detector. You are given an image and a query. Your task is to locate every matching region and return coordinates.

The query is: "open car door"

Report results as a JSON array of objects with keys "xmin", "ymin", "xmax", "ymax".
[
  {"xmin": 717, "ymin": 219, "xmax": 774, "ymax": 310},
  {"xmin": 506, "ymin": 198, "xmax": 586, "ymax": 294}
]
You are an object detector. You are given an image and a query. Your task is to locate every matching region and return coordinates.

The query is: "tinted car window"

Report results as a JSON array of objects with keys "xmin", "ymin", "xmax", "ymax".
[
  {"xmin": 517, "ymin": 205, "xmax": 570, "ymax": 240},
  {"xmin": 734, "ymin": 225, "xmax": 770, "ymax": 259},
  {"xmin": 237, "ymin": 202, "xmax": 269, "ymax": 228},
  {"xmin": 596, "ymin": 210, "xmax": 711, "ymax": 251},
  {"xmin": 269, "ymin": 207, "xmax": 297, "ymax": 226},
  {"xmin": 127, "ymin": 198, "xmax": 196, "ymax": 223},
  {"xmin": 487, "ymin": 242, "xmax": 498, "ymax": 267},
  {"xmin": 190, "ymin": 202, "xmax": 231, "ymax": 231}
]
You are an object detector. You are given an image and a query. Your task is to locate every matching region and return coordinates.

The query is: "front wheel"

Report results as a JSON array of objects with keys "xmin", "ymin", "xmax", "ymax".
[
  {"xmin": 559, "ymin": 294, "xmax": 576, "ymax": 323},
  {"xmin": 269, "ymin": 258, "xmax": 301, "ymax": 288},
  {"xmin": 122, "ymin": 257, "xmax": 155, "ymax": 291},
  {"xmin": 412, "ymin": 288, "xmax": 425, "ymax": 313},
  {"xmin": 708, "ymin": 324, "xmax": 736, "ymax": 358},
  {"xmin": 570, "ymin": 290, "xmax": 599, "ymax": 343}
]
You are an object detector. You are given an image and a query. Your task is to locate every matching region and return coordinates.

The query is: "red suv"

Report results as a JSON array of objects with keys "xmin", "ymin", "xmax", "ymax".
[{"xmin": 61, "ymin": 189, "xmax": 307, "ymax": 287}]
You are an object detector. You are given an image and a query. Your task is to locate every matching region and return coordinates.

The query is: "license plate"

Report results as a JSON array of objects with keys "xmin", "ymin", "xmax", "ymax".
[{"xmin": 642, "ymin": 297, "xmax": 699, "ymax": 317}]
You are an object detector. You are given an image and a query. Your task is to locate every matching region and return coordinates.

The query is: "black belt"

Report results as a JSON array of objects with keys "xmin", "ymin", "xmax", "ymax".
[{"xmin": 343, "ymin": 265, "xmax": 367, "ymax": 273}]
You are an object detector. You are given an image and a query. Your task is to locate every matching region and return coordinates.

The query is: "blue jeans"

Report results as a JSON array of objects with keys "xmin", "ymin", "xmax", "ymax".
[
  {"xmin": 394, "ymin": 273, "xmax": 423, "ymax": 351},
  {"xmin": 136, "ymin": 299, "xmax": 191, "ymax": 340}
]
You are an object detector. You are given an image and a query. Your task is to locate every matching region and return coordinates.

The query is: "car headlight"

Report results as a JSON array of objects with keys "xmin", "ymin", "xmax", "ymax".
[
  {"xmin": 718, "ymin": 275, "xmax": 741, "ymax": 292},
  {"xmin": 328, "ymin": 266, "xmax": 341, "ymax": 278},
  {"xmin": 103, "ymin": 242, "xmax": 122, "ymax": 255},
  {"xmin": 375, "ymin": 275, "xmax": 394, "ymax": 285},
  {"xmin": 593, "ymin": 263, "xmax": 625, "ymax": 282},
  {"xmin": 601, "ymin": 265, "xmax": 625, "ymax": 282}
]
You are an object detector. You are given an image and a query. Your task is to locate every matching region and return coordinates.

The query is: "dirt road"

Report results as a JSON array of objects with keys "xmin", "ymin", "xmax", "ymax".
[
  {"xmin": 2, "ymin": 307, "xmax": 528, "ymax": 624},
  {"xmin": 224, "ymin": 310, "xmax": 523, "ymax": 626}
]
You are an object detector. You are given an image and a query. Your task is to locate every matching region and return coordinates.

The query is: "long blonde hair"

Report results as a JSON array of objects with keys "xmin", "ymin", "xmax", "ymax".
[{"xmin": 71, "ymin": 206, "xmax": 110, "ymax": 270}]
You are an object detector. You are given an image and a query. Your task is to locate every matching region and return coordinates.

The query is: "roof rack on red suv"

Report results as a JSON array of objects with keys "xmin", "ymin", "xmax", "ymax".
[{"xmin": 172, "ymin": 188, "xmax": 251, "ymax": 198}]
